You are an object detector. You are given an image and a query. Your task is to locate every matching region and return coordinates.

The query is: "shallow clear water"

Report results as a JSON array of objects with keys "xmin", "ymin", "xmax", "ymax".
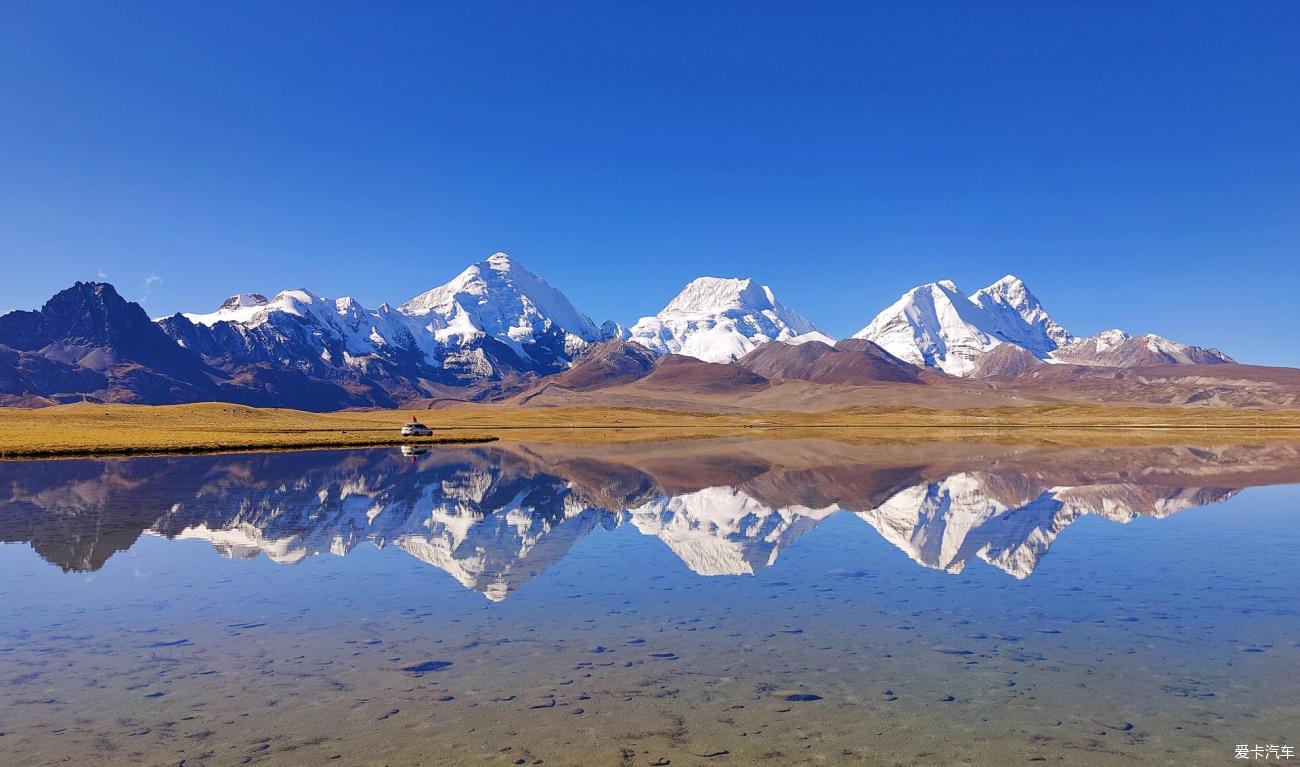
[{"xmin": 1, "ymin": 440, "xmax": 1298, "ymax": 766}]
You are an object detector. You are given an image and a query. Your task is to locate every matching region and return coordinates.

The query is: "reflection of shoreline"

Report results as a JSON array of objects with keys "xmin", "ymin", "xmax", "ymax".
[{"xmin": 1, "ymin": 441, "xmax": 1295, "ymax": 597}]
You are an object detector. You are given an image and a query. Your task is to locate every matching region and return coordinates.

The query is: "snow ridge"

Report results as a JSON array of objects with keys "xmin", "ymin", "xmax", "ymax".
[
  {"xmin": 627, "ymin": 277, "xmax": 823, "ymax": 363},
  {"xmin": 398, "ymin": 252, "xmax": 604, "ymax": 357},
  {"xmin": 165, "ymin": 252, "xmax": 615, "ymax": 381},
  {"xmin": 854, "ymin": 275, "xmax": 1228, "ymax": 376},
  {"xmin": 162, "ymin": 260, "xmax": 1234, "ymax": 384}
]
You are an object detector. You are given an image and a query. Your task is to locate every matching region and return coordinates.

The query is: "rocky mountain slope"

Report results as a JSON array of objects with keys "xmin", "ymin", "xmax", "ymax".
[{"xmin": 0, "ymin": 282, "xmax": 222, "ymax": 405}]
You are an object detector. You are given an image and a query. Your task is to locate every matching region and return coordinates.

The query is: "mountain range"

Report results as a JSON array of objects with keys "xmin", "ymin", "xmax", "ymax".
[{"xmin": 2, "ymin": 251, "xmax": 1290, "ymax": 410}]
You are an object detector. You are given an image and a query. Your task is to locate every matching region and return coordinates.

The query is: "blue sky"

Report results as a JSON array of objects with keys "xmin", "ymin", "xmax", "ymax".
[{"xmin": 1, "ymin": 1, "xmax": 1298, "ymax": 363}]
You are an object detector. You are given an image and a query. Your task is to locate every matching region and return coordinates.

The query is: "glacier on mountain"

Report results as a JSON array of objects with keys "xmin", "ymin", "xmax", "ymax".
[
  {"xmin": 160, "ymin": 252, "xmax": 616, "ymax": 386},
  {"xmin": 149, "ymin": 257, "xmax": 1235, "ymax": 396},
  {"xmin": 855, "ymin": 274, "xmax": 1230, "ymax": 376},
  {"xmin": 627, "ymin": 277, "xmax": 823, "ymax": 363},
  {"xmin": 398, "ymin": 252, "xmax": 605, "ymax": 358}
]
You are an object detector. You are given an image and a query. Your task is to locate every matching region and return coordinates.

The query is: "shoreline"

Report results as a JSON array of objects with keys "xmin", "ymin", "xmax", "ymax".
[
  {"xmin": 0, "ymin": 434, "xmax": 498, "ymax": 460},
  {"xmin": 4, "ymin": 402, "xmax": 1300, "ymax": 459}
]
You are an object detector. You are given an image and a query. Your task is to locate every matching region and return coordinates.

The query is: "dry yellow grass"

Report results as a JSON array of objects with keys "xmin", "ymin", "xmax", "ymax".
[
  {"xmin": 3, "ymin": 402, "xmax": 1300, "ymax": 458},
  {"xmin": 0, "ymin": 403, "xmax": 497, "ymax": 458}
]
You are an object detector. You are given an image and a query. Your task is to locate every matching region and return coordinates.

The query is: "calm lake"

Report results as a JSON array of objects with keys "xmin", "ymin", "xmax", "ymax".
[{"xmin": 1, "ymin": 439, "xmax": 1297, "ymax": 766}]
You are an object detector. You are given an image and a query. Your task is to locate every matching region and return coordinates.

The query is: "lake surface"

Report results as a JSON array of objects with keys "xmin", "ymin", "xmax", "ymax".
[{"xmin": 1, "ymin": 439, "xmax": 1298, "ymax": 766}]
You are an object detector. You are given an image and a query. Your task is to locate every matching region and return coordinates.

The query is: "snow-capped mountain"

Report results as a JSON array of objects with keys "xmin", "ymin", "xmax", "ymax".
[
  {"xmin": 970, "ymin": 275, "xmax": 1073, "ymax": 354},
  {"xmin": 854, "ymin": 275, "xmax": 1230, "ymax": 376},
  {"xmin": 853, "ymin": 279, "xmax": 1011, "ymax": 376},
  {"xmin": 398, "ymin": 252, "xmax": 607, "ymax": 364},
  {"xmin": 1053, "ymin": 330, "xmax": 1233, "ymax": 366},
  {"xmin": 173, "ymin": 288, "xmax": 417, "ymax": 365},
  {"xmin": 0, "ymin": 260, "xmax": 1257, "ymax": 408},
  {"xmin": 627, "ymin": 277, "xmax": 827, "ymax": 363},
  {"xmin": 155, "ymin": 252, "xmax": 618, "ymax": 402}
]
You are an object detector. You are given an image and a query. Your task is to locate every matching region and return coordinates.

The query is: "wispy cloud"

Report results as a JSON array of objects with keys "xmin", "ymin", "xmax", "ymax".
[
  {"xmin": 141, "ymin": 274, "xmax": 163, "ymax": 303},
  {"xmin": 97, "ymin": 270, "xmax": 109, "ymax": 280}
]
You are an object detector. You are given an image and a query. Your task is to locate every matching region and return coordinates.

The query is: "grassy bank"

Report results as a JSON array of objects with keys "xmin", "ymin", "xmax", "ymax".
[
  {"xmin": 3, "ymin": 402, "xmax": 1300, "ymax": 458},
  {"xmin": 0, "ymin": 403, "xmax": 498, "ymax": 458}
]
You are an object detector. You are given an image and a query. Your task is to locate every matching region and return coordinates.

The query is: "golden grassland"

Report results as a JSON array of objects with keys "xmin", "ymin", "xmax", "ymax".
[
  {"xmin": 3, "ymin": 402, "xmax": 1300, "ymax": 458},
  {"xmin": 0, "ymin": 403, "xmax": 497, "ymax": 458}
]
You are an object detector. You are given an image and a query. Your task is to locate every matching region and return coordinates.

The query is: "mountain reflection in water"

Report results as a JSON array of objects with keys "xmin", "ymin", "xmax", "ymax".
[{"xmin": 2, "ymin": 440, "xmax": 1297, "ymax": 600}]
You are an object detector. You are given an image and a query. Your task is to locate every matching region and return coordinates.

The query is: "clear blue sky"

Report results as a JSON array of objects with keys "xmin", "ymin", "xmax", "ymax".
[{"xmin": 1, "ymin": 2, "xmax": 1297, "ymax": 363}]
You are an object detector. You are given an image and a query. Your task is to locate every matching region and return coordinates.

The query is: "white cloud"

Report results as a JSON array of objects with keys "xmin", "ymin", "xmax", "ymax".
[{"xmin": 141, "ymin": 274, "xmax": 163, "ymax": 303}]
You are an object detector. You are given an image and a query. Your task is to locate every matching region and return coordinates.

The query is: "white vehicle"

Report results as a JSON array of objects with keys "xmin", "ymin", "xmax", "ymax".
[{"xmin": 400, "ymin": 421, "xmax": 433, "ymax": 437}]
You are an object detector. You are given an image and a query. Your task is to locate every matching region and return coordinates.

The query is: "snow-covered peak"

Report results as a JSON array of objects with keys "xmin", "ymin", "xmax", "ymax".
[
  {"xmin": 972, "ymin": 275, "xmax": 1034, "ymax": 314},
  {"xmin": 274, "ymin": 288, "xmax": 320, "ymax": 306},
  {"xmin": 485, "ymin": 251, "xmax": 513, "ymax": 270},
  {"xmin": 1061, "ymin": 328, "xmax": 1130, "ymax": 356},
  {"xmin": 627, "ymin": 276, "xmax": 820, "ymax": 363},
  {"xmin": 852, "ymin": 280, "xmax": 1001, "ymax": 376},
  {"xmin": 1052, "ymin": 329, "xmax": 1233, "ymax": 366},
  {"xmin": 981, "ymin": 274, "xmax": 1027, "ymax": 297},
  {"xmin": 334, "ymin": 296, "xmax": 366, "ymax": 317},
  {"xmin": 661, "ymin": 277, "xmax": 773, "ymax": 315},
  {"xmin": 182, "ymin": 288, "xmax": 323, "ymax": 327},
  {"xmin": 970, "ymin": 274, "xmax": 1073, "ymax": 353},
  {"xmin": 220, "ymin": 293, "xmax": 269, "ymax": 312},
  {"xmin": 854, "ymin": 277, "xmax": 1075, "ymax": 376},
  {"xmin": 161, "ymin": 252, "xmax": 615, "ymax": 380},
  {"xmin": 398, "ymin": 252, "xmax": 602, "ymax": 354}
]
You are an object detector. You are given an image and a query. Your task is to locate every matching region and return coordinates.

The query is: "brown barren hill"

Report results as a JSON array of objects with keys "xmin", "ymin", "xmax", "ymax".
[
  {"xmin": 636, "ymin": 354, "xmax": 771, "ymax": 395},
  {"xmin": 518, "ymin": 340, "xmax": 657, "ymax": 400},
  {"xmin": 968, "ymin": 344, "xmax": 1049, "ymax": 379},
  {"xmin": 1001, "ymin": 362, "xmax": 1300, "ymax": 408},
  {"xmin": 738, "ymin": 339, "xmax": 924, "ymax": 385}
]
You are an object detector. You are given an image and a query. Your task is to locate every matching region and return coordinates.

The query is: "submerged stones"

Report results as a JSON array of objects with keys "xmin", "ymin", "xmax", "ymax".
[{"xmin": 400, "ymin": 660, "xmax": 453, "ymax": 675}]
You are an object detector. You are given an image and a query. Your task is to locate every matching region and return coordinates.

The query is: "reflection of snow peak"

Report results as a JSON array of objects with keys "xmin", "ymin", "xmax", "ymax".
[
  {"xmin": 627, "ymin": 486, "xmax": 837, "ymax": 575},
  {"xmin": 161, "ymin": 470, "xmax": 606, "ymax": 602},
  {"xmin": 134, "ymin": 453, "xmax": 1241, "ymax": 599},
  {"xmin": 855, "ymin": 474, "xmax": 1237, "ymax": 578},
  {"xmin": 170, "ymin": 523, "xmax": 315, "ymax": 564}
]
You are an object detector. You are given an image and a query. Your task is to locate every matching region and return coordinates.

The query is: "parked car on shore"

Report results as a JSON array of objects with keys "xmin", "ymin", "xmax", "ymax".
[{"xmin": 400, "ymin": 421, "xmax": 432, "ymax": 437}]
